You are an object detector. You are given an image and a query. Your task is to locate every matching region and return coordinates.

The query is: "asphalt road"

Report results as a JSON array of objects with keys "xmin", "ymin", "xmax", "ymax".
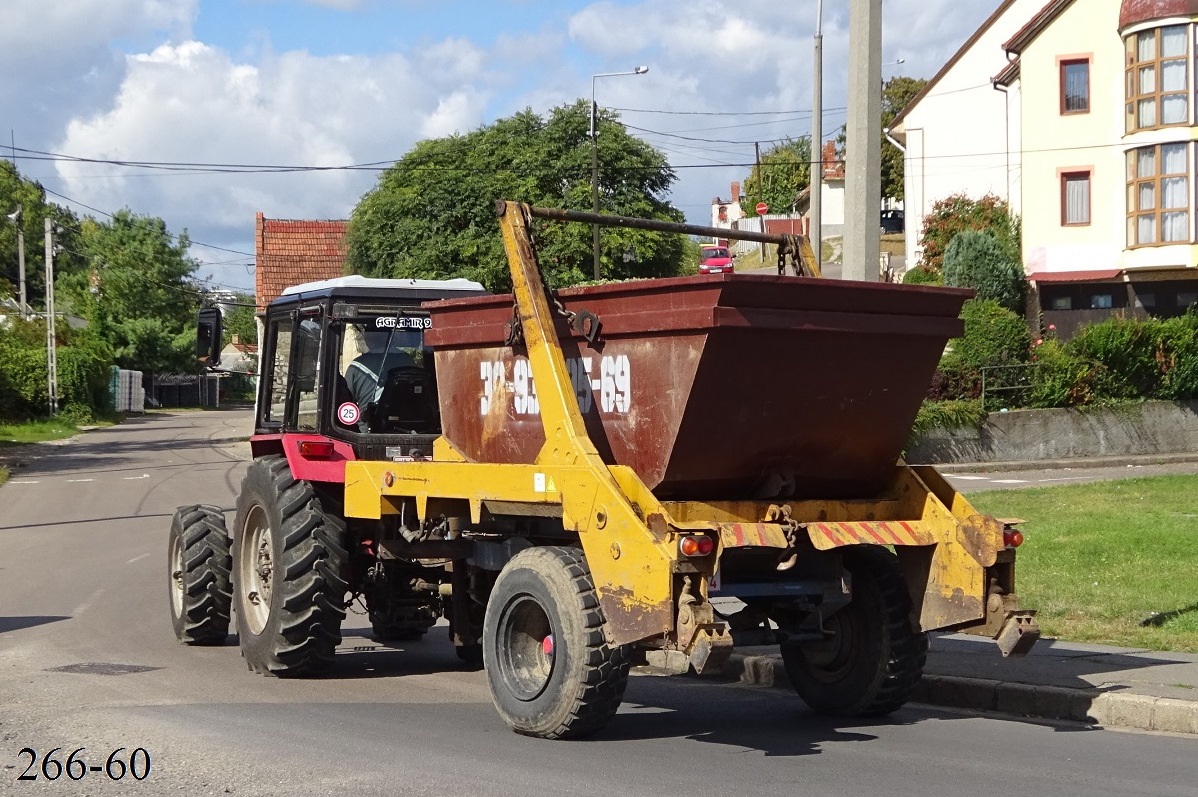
[{"xmin": 2, "ymin": 410, "xmax": 1197, "ymax": 797}]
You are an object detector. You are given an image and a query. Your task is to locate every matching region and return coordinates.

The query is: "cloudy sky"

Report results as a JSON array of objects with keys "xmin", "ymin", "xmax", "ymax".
[{"xmin": 0, "ymin": 0, "xmax": 1002, "ymax": 293}]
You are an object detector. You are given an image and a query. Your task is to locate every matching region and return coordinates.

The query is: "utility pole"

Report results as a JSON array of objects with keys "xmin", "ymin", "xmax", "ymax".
[
  {"xmin": 843, "ymin": 0, "xmax": 883, "ymax": 282},
  {"xmin": 811, "ymin": 0, "xmax": 824, "ymax": 275},
  {"xmin": 44, "ymin": 217, "xmax": 58, "ymax": 416},
  {"xmin": 755, "ymin": 141, "xmax": 764, "ymax": 261},
  {"xmin": 590, "ymin": 66, "xmax": 649, "ymax": 280}
]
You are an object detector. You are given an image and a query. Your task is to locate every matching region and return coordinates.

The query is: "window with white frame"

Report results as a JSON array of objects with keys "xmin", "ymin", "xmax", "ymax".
[
  {"xmin": 1125, "ymin": 25, "xmax": 1190, "ymax": 132},
  {"xmin": 1127, "ymin": 143, "xmax": 1190, "ymax": 245},
  {"xmin": 1062, "ymin": 171, "xmax": 1091, "ymax": 225}
]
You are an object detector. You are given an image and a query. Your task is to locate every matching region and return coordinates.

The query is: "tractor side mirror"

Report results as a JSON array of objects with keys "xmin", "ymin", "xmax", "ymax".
[{"xmin": 197, "ymin": 307, "xmax": 223, "ymax": 367}]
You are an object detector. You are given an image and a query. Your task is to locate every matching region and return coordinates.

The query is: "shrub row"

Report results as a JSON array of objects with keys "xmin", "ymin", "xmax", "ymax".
[{"xmin": 0, "ymin": 320, "xmax": 113, "ymax": 422}]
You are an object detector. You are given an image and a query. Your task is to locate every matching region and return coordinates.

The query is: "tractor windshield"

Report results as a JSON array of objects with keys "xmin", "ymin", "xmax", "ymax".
[{"xmin": 334, "ymin": 311, "xmax": 437, "ymax": 434}]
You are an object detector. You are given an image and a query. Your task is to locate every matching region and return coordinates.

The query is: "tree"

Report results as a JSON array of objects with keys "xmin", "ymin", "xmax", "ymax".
[
  {"xmin": 56, "ymin": 210, "xmax": 200, "ymax": 381},
  {"xmin": 881, "ymin": 77, "xmax": 926, "ymax": 201},
  {"xmin": 917, "ymin": 193, "xmax": 1020, "ymax": 275},
  {"xmin": 942, "ymin": 230, "xmax": 1025, "ymax": 313},
  {"xmin": 0, "ymin": 161, "xmax": 84, "ymax": 307},
  {"xmin": 347, "ymin": 102, "xmax": 686, "ymax": 291},
  {"xmin": 221, "ymin": 296, "xmax": 257, "ymax": 347},
  {"xmin": 739, "ymin": 137, "xmax": 811, "ymax": 217}
]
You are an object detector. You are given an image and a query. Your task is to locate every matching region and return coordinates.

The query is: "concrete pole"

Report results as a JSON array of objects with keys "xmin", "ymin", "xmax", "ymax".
[
  {"xmin": 591, "ymin": 96, "xmax": 601, "ymax": 280},
  {"xmin": 43, "ymin": 217, "xmax": 58, "ymax": 415},
  {"xmin": 843, "ymin": 0, "xmax": 883, "ymax": 282},
  {"xmin": 16, "ymin": 212, "xmax": 26, "ymax": 317},
  {"xmin": 810, "ymin": 0, "xmax": 823, "ymax": 274}
]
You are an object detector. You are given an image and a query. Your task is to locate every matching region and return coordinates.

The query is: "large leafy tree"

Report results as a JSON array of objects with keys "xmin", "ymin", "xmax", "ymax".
[
  {"xmin": 881, "ymin": 77, "xmax": 927, "ymax": 201},
  {"xmin": 347, "ymin": 101, "xmax": 685, "ymax": 291},
  {"xmin": 57, "ymin": 210, "xmax": 200, "ymax": 380},
  {"xmin": 0, "ymin": 160, "xmax": 84, "ymax": 307},
  {"xmin": 833, "ymin": 76, "xmax": 928, "ymax": 202},
  {"xmin": 739, "ymin": 137, "xmax": 812, "ymax": 216}
]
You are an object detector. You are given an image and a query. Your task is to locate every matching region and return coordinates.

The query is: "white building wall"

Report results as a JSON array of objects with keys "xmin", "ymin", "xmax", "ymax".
[
  {"xmin": 894, "ymin": 0, "xmax": 1044, "ymax": 268},
  {"xmin": 1019, "ymin": 0, "xmax": 1126, "ymax": 274}
]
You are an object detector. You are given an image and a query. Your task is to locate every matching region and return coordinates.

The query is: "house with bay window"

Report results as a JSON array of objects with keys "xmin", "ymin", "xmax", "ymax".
[{"xmin": 890, "ymin": 0, "xmax": 1198, "ymax": 337}]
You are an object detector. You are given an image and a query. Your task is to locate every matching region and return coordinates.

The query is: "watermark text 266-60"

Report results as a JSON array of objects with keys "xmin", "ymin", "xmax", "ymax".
[{"xmin": 16, "ymin": 747, "xmax": 151, "ymax": 782}]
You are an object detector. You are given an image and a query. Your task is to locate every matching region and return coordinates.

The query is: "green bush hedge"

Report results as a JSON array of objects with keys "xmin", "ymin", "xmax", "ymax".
[{"xmin": 0, "ymin": 320, "xmax": 113, "ymax": 422}]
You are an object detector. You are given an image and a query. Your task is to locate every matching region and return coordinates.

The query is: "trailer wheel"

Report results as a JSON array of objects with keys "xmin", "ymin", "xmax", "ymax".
[
  {"xmin": 483, "ymin": 546, "xmax": 630, "ymax": 739},
  {"xmin": 781, "ymin": 546, "xmax": 928, "ymax": 716},
  {"xmin": 168, "ymin": 504, "xmax": 232, "ymax": 645},
  {"xmin": 233, "ymin": 456, "xmax": 348, "ymax": 676}
]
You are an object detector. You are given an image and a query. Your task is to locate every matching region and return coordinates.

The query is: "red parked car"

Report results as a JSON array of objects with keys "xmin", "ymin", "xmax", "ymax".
[{"xmin": 698, "ymin": 245, "xmax": 733, "ymax": 275}]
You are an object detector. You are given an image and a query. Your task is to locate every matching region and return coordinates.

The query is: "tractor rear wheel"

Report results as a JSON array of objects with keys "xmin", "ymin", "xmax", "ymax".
[
  {"xmin": 168, "ymin": 504, "xmax": 232, "ymax": 645},
  {"xmin": 483, "ymin": 546, "xmax": 629, "ymax": 739},
  {"xmin": 781, "ymin": 546, "xmax": 927, "ymax": 716},
  {"xmin": 232, "ymin": 456, "xmax": 348, "ymax": 676}
]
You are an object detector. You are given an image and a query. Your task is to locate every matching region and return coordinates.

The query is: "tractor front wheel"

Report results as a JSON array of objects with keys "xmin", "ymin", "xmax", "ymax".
[{"xmin": 168, "ymin": 504, "xmax": 232, "ymax": 645}]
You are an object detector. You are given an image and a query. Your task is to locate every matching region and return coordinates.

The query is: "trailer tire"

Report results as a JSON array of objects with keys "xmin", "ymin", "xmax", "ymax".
[
  {"xmin": 483, "ymin": 546, "xmax": 630, "ymax": 739},
  {"xmin": 168, "ymin": 504, "xmax": 232, "ymax": 645},
  {"xmin": 233, "ymin": 456, "xmax": 348, "ymax": 676},
  {"xmin": 781, "ymin": 546, "xmax": 927, "ymax": 716}
]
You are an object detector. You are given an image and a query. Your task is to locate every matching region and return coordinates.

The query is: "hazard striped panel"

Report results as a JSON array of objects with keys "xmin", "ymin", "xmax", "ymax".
[
  {"xmin": 716, "ymin": 522, "xmax": 791, "ymax": 549},
  {"xmin": 806, "ymin": 520, "xmax": 936, "ymax": 550}
]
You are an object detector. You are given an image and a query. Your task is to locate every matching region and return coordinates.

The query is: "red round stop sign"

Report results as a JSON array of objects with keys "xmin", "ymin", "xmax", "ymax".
[{"xmin": 755, "ymin": 202, "xmax": 768, "ymax": 216}]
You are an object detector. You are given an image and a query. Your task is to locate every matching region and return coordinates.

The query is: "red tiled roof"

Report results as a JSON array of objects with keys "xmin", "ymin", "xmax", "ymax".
[
  {"xmin": 1120, "ymin": 0, "xmax": 1198, "ymax": 30},
  {"xmin": 255, "ymin": 212, "xmax": 349, "ymax": 312}
]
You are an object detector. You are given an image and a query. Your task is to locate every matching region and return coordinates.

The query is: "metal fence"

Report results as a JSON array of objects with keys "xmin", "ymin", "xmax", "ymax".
[{"xmin": 980, "ymin": 363, "xmax": 1038, "ymax": 408}]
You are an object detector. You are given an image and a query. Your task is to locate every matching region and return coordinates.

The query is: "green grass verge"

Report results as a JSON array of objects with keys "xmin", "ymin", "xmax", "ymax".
[
  {"xmin": 969, "ymin": 474, "xmax": 1198, "ymax": 652},
  {"xmin": 0, "ymin": 466, "xmax": 8, "ymax": 488},
  {"xmin": 0, "ymin": 418, "xmax": 81, "ymax": 445}
]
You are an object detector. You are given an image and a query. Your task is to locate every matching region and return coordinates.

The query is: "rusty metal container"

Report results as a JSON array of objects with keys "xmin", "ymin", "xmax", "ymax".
[{"xmin": 425, "ymin": 274, "xmax": 969, "ymax": 500}]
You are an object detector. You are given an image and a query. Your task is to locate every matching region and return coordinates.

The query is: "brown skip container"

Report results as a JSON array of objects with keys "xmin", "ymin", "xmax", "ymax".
[{"xmin": 424, "ymin": 273, "xmax": 970, "ymax": 501}]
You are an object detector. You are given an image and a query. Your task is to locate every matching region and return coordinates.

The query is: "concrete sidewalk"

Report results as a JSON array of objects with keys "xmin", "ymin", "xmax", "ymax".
[{"xmin": 725, "ymin": 633, "xmax": 1198, "ymax": 734}]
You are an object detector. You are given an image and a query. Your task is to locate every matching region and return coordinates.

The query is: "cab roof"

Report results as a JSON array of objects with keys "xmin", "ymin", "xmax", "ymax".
[{"xmin": 272, "ymin": 274, "xmax": 488, "ymax": 308}]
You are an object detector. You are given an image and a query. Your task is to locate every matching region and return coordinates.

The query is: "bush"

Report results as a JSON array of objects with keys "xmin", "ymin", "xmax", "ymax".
[
  {"xmin": 902, "ymin": 266, "xmax": 943, "ymax": 286},
  {"xmin": 942, "ymin": 230, "xmax": 1024, "ymax": 313},
  {"xmin": 1155, "ymin": 312, "xmax": 1198, "ymax": 400},
  {"xmin": 0, "ymin": 319, "xmax": 113, "ymax": 422},
  {"xmin": 1027, "ymin": 338, "xmax": 1095, "ymax": 408},
  {"xmin": 917, "ymin": 193, "xmax": 1020, "ymax": 275},
  {"xmin": 1068, "ymin": 317, "xmax": 1161, "ymax": 400},
  {"xmin": 935, "ymin": 299, "xmax": 1032, "ymax": 408}
]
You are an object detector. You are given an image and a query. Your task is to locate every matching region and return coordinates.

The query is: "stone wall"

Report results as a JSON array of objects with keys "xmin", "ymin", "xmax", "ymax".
[{"xmin": 905, "ymin": 400, "xmax": 1198, "ymax": 465}]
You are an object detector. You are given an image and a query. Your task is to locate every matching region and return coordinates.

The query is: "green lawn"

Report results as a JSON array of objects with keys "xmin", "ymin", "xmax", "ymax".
[
  {"xmin": 969, "ymin": 474, "xmax": 1198, "ymax": 652},
  {"xmin": 0, "ymin": 418, "xmax": 82, "ymax": 445}
]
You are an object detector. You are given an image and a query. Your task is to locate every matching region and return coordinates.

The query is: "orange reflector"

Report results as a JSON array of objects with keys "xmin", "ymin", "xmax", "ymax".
[
  {"xmin": 298, "ymin": 440, "xmax": 335, "ymax": 458},
  {"xmin": 1003, "ymin": 529, "xmax": 1024, "ymax": 548},
  {"xmin": 679, "ymin": 535, "xmax": 715, "ymax": 557}
]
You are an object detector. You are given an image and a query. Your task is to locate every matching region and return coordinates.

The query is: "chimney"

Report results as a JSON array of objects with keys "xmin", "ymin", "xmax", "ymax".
[{"xmin": 731, "ymin": 181, "xmax": 740, "ymax": 203}]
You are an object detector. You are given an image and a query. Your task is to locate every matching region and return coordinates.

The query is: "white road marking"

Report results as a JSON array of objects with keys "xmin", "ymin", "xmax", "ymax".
[
  {"xmin": 66, "ymin": 478, "xmax": 94, "ymax": 483},
  {"xmin": 950, "ymin": 475, "xmax": 988, "ymax": 480},
  {"xmin": 123, "ymin": 474, "xmax": 151, "ymax": 480},
  {"xmin": 127, "ymin": 553, "xmax": 150, "ymax": 564},
  {"xmin": 10, "ymin": 480, "xmax": 40, "ymax": 485},
  {"xmin": 990, "ymin": 479, "xmax": 1029, "ymax": 484},
  {"xmin": 72, "ymin": 588, "xmax": 105, "ymax": 617}
]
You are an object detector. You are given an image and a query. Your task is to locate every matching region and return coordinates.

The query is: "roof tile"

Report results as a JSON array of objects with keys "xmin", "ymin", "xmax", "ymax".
[{"xmin": 255, "ymin": 212, "xmax": 349, "ymax": 312}]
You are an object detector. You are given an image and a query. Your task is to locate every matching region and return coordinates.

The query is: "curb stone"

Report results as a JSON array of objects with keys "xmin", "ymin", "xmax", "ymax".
[{"xmin": 723, "ymin": 652, "xmax": 1198, "ymax": 735}]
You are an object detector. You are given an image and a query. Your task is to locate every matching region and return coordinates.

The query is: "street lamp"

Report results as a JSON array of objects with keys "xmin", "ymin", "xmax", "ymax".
[{"xmin": 590, "ymin": 65, "xmax": 648, "ymax": 280}]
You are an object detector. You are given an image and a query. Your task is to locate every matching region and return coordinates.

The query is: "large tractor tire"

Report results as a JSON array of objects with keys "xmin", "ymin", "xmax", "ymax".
[
  {"xmin": 781, "ymin": 546, "xmax": 928, "ymax": 717},
  {"xmin": 168, "ymin": 504, "xmax": 232, "ymax": 645},
  {"xmin": 483, "ymin": 546, "xmax": 630, "ymax": 740},
  {"xmin": 232, "ymin": 456, "xmax": 348, "ymax": 676}
]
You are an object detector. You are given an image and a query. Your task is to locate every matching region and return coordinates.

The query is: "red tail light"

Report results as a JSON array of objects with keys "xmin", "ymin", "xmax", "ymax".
[
  {"xmin": 1003, "ymin": 529, "xmax": 1024, "ymax": 548},
  {"xmin": 298, "ymin": 440, "xmax": 335, "ymax": 458},
  {"xmin": 679, "ymin": 535, "xmax": 715, "ymax": 557}
]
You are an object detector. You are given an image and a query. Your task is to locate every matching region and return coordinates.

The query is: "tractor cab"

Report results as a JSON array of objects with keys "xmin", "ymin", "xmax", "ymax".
[{"xmin": 247, "ymin": 275, "xmax": 486, "ymax": 463}]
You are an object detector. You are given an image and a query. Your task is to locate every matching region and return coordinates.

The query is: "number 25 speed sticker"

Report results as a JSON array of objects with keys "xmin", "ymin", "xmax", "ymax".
[{"xmin": 337, "ymin": 402, "xmax": 360, "ymax": 425}]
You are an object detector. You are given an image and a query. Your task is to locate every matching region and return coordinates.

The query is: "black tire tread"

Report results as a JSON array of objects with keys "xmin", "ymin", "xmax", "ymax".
[
  {"xmin": 171, "ymin": 504, "xmax": 232, "ymax": 645},
  {"xmin": 236, "ymin": 456, "xmax": 348, "ymax": 676},
  {"xmin": 784, "ymin": 545, "xmax": 927, "ymax": 717},
  {"xmin": 491, "ymin": 545, "xmax": 630, "ymax": 740}
]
